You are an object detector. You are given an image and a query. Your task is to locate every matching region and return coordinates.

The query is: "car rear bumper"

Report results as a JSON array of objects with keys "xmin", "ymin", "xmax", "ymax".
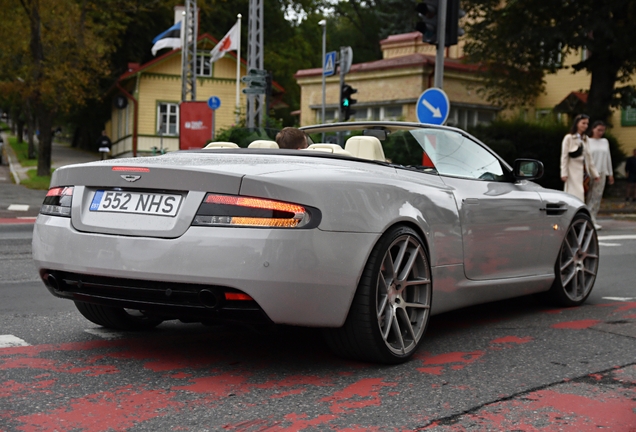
[{"xmin": 32, "ymin": 215, "xmax": 380, "ymax": 327}]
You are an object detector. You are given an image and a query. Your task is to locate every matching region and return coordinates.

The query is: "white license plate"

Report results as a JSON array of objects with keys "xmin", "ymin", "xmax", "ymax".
[{"xmin": 90, "ymin": 190, "xmax": 182, "ymax": 216}]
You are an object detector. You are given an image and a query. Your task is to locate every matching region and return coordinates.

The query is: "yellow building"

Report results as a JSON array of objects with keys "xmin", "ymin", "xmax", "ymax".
[
  {"xmin": 536, "ymin": 50, "xmax": 636, "ymax": 154},
  {"xmin": 295, "ymin": 32, "xmax": 499, "ymax": 129},
  {"xmin": 106, "ymin": 33, "xmax": 283, "ymax": 157}
]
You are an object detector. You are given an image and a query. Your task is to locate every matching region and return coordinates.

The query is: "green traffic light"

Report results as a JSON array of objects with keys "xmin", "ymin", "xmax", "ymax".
[{"xmin": 343, "ymin": 99, "xmax": 349, "ymax": 107}]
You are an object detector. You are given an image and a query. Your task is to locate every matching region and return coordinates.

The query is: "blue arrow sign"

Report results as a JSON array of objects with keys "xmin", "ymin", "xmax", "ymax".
[
  {"xmin": 324, "ymin": 51, "xmax": 336, "ymax": 77},
  {"xmin": 416, "ymin": 88, "xmax": 450, "ymax": 125},
  {"xmin": 207, "ymin": 96, "xmax": 221, "ymax": 110}
]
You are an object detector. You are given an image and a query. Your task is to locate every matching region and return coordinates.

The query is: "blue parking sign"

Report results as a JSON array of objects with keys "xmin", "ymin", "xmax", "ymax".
[{"xmin": 416, "ymin": 88, "xmax": 450, "ymax": 125}]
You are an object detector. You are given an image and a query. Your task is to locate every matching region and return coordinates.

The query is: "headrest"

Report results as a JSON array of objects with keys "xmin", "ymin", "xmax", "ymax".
[
  {"xmin": 204, "ymin": 142, "xmax": 239, "ymax": 149},
  {"xmin": 248, "ymin": 140, "xmax": 279, "ymax": 149},
  {"xmin": 344, "ymin": 136, "xmax": 386, "ymax": 161},
  {"xmin": 305, "ymin": 144, "xmax": 352, "ymax": 156}
]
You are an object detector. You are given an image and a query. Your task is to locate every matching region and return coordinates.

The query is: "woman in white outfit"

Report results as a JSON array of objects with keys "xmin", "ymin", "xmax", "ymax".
[
  {"xmin": 586, "ymin": 120, "xmax": 614, "ymax": 229},
  {"xmin": 560, "ymin": 114, "xmax": 599, "ymax": 202}
]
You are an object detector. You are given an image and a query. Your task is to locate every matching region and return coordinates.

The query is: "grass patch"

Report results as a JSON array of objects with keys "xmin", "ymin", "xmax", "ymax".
[
  {"xmin": 21, "ymin": 168, "xmax": 53, "ymax": 190},
  {"xmin": 9, "ymin": 136, "xmax": 38, "ymax": 167}
]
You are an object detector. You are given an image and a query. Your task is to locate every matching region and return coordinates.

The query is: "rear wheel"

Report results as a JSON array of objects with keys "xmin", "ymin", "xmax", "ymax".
[
  {"xmin": 544, "ymin": 213, "xmax": 599, "ymax": 306},
  {"xmin": 325, "ymin": 226, "xmax": 432, "ymax": 364},
  {"xmin": 74, "ymin": 302, "xmax": 163, "ymax": 330}
]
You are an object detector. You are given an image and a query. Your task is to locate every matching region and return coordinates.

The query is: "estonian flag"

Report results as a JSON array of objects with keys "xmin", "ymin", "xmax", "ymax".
[{"xmin": 151, "ymin": 22, "xmax": 182, "ymax": 56}]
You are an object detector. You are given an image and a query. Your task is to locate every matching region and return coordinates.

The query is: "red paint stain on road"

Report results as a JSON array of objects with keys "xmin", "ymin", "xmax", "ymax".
[
  {"xmin": 552, "ymin": 319, "xmax": 601, "ymax": 329},
  {"xmin": 0, "ymin": 355, "xmax": 119, "ymax": 376},
  {"xmin": 320, "ymin": 378, "xmax": 395, "ymax": 414},
  {"xmin": 172, "ymin": 371, "xmax": 250, "ymax": 397},
  {"xmin": 15, "ymin": 385, "xmax": 182, "ymax": 432},
  {"xmin": 418, "ymin": 351, "xmax": 485, "ymax": 373},
  {"xmin": 253, "ymin": 375, "xmax": 330, "ymax": 390},
  {"xmin": 490, "ymin": 336, "xmax": 533, "ymax": 345},
  {"xmin": 0, "ymin": 380, "xmax": 55, "ymax": 398},
  {"xmin": 276, "ymin": 413, "xmax": 338, "ymax": 431},
  {"xmin": 418, "ymin": 366, "xmax": 443, "ymax": 375},
  {"xmin": 614, "ymin": 301, "xmax": 636, "ymax": 312}
]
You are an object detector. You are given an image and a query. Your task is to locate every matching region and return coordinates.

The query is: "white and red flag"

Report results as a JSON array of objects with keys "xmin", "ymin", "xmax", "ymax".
[{"xmin": 210, "ymin": 21, "xmax": 240, "ymax": 63}]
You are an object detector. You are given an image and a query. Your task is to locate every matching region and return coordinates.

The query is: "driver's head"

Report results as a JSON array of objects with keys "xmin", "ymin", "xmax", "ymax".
[{"xmin": 275, "ymin": 127, "xmax": 309, "ymax": 149}]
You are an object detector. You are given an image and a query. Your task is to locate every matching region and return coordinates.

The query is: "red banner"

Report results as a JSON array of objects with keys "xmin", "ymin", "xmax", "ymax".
[{"xmin": 179, "ymin": 101, "xmax": 213, "ymax": 150}]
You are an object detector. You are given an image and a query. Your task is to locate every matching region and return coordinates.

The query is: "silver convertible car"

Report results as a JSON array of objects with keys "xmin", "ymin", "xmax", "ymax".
[{"xmin": 32, "ymin": 122, "xmax": 598, "ymax": 364}]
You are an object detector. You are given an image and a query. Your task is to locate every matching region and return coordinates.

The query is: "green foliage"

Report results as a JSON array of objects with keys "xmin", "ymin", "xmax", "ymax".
[
  {"xmin": 468, "ymin": 119, "xmax": 626, "ymax": 191},
  {"xmin": 463, "ymin": 0, "xmax": 636, "ymax": 122},
  {"xmin": 22, "ymin": 169, "xmax": 54, "ymax": 190},
  {"xmin": 9, "ymin": 136, "xmax": 37, "ymax": 166}
]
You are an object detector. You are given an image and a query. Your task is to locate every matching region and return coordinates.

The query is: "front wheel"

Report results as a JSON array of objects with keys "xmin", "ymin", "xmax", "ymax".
[
  {"xmin": 74, "ymin": 302, "xmax": 163, "ymax": 330},
  {"xmin": 324, "ymin": 226, "xmax": 432, "ymax": 364},
  {"xmin": 544, "ymin": 213, "xmax": 599, "ymax": 307}
]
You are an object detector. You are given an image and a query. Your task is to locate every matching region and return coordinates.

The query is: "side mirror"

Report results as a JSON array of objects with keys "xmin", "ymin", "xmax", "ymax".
[{"xmin": 513, "ymin": 159, "xmax": 544, "ymax": 181}]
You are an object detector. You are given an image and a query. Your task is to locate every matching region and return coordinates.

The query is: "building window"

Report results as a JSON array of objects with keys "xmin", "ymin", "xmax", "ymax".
[
  {"xmin": 621, "ymin": 107, "xmax": 636, "ymax": 127},
  {"xmin": 316, "ymin": 109, "xmax": 338, "ymax": 123},
  {"xmin": 447, "ymin": 107, "xmax": 496, "ymax": 129},
  {"xmin": 158, "ymin": 103, "xmax": 179, "ymax": 135},
  {"xmin": 384, "ymin": 105, "xmax": 403, "ymax": 119},
  {"xmin": 535, "ymin": 109, "xmax": 552, "ymax": 120},
  {"xmin": 196, "ymin": 53, "xmax": 212, "ymax": 77}
]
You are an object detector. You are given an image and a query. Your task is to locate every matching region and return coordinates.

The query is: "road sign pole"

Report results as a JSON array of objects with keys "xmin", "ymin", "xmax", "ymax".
[
  {"xmin": 320, "ymin": 21, "xmax": 326, "ymax": 127},
  {"xmin": 434, "ymin": 0, "xmax": 448, "ymax": 89}
]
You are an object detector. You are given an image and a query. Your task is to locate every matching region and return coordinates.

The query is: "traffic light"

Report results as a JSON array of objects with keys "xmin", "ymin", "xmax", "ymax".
[
  {"xmin": 446, "ymin": 0, "xmax": 465, "ymax": 47},
  {"xmin": 340, "ymin": 83, "xmax": 357, "ymax": 121},
  {"xmin": 415, "ymin": 0, "xmax": 439, "ymax": 45},
  {"xmin": 415, "ymin": 0, "xmax": 465, "ymax": 47}
]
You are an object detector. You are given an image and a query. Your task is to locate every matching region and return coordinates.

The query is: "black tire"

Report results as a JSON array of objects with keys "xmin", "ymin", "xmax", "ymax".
[
  {"xmin": 543, "ymin": 213, "xmax": 599, "ymax": 307},
  {"xmin": 324, "ymin": 225, "xmax": 432, "ymax": 364},
  {"xmin": 74, "ymin": 301, "xmax": 163, "ymax": 330}
]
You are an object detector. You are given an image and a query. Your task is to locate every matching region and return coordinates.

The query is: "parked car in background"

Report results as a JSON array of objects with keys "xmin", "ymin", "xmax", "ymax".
[{"xmin": 32, "ymin": 121, "xmax": 599, "ymax": 364}]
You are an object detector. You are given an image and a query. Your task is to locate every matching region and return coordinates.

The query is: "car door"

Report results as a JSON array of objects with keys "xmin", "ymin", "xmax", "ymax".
[{"xmin": 415, "ymin": 129, "xmax": 545, "ymax": 280}]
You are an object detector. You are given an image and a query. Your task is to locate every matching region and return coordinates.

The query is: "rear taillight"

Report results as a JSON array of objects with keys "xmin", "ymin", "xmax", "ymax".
[
  {"xmin": 40, "ymin": 186, "xmax": 74, "ymax": 217},
  {"xmin": 192, "ymin": 194, "xmax": 320, "ymax": 229}
]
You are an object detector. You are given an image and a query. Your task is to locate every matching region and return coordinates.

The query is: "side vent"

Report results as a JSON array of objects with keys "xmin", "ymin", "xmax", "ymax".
[{"xmin": 540, "ymin": 202, "xmax": 568, "ymax": 216}]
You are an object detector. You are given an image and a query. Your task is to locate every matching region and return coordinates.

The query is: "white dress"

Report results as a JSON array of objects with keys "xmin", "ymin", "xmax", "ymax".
[{"xmin": 586, "ymin": 138, "xmax": 613, "ymax": 222}]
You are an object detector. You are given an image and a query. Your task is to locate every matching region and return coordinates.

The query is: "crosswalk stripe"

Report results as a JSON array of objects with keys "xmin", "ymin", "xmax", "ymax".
[
  {"xmin": 7, "ymin": 204, "xmax": 29, "ymax": 211},
  {"xmin": 0, "ymin": 335, "xmax": 30, "ymax": 348}
]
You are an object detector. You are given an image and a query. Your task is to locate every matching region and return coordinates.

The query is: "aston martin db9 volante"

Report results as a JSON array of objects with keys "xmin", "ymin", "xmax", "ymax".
[{"xmin": 32, "ymin": 122, "xmax": 599, "ymax": 363}]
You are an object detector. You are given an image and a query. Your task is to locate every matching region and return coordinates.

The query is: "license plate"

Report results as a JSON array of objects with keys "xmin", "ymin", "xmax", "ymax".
[{"xmin": 90, "ymin": 190, "xmax": 182, "ymax": 217}]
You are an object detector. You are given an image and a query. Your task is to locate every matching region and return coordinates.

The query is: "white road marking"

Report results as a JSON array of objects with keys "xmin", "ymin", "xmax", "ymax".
[
  {"xmin": 0, "ymin": 335, "xmax": 30, "ymax": 348},
  {"xmin": 598, "ymin": 235, "xmax": 636, "ymax": 241},
  {"xmin": 602, "ymin": 297, "xmax": 635, "ymax": 302},
  {"xmin": 599, "ymin": 242, "xmax": 622, "ymax": 247},
  {"xmin": 7, "ymin": 204, "xmax": 29, "ymax": 211},
  {"xmin": 84, "ymin": 328, "xmax": 125, "ymax": 339}
]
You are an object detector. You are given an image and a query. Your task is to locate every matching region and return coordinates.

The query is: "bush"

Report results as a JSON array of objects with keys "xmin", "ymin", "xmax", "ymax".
[{"xmin": 468, "ymin": 119, "xmax": 626, "ymax": 191}]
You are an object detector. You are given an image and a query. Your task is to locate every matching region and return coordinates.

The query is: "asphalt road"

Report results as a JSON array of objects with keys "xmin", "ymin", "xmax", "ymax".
[{"xmin": 1, "ymin": 217, "xmax": 635, "ymax": 431}]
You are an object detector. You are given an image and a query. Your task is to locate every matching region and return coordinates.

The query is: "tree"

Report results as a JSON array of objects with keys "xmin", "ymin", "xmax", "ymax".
[
  {"xmin": 0, "ymin": 0, "xmax": 115, "ymax": 176},
  {"xmin": 463, "ymin": 0, "xmax": 636, "ymax": 123}
]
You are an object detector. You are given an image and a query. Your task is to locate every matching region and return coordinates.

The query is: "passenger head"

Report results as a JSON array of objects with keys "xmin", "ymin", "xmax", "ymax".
[
  {"xmin": 275, "ymin": 127, "xmax": 308, "ymax": 149},
  {"xmin": 570, "ymin": 114, "xmax": 589, "ymax": 135}
]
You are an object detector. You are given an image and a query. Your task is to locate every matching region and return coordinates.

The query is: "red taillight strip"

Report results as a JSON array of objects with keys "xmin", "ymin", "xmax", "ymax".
[
  {"xmin": 204, "ymin": 194, "xmax": 305, "ymax": 214},
  {"xmin": 111, "ymin": 166, "xmax": 150, "ymax": 172},
  {"xmin": 46, "ymin": 186, "xmax": 74, "ymax": 197}
]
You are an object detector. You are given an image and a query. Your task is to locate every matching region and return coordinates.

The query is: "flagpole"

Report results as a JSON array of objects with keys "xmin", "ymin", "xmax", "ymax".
[{"xmin": 235, "ymin": 14, "xmax": 242, "ymax": 124}]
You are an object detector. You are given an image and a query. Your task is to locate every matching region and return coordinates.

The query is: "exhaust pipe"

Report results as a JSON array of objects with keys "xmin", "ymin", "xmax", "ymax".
[
  {"xmin": 46, "ymin": 273, "xmax": 61, "ymax": 291},
  {"xmin": 198, "ymin": 289, "xmax": 221, "ymax": 309}
]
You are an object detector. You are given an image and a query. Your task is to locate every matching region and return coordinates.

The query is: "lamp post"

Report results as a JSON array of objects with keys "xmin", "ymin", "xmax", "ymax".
[{"xmin": 319, "ymin": 19, "xmax": 326, "ymax": 141}]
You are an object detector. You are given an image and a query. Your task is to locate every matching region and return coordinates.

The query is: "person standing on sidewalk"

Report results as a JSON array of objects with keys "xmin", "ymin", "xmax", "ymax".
[
  {"xmin": 626, "ymin": 148, "xmax": 636, "ymax": 202},
  {"xmin": 96, "ymin": 130, "xmax": 112, "ymax": 160},
  {"xmin": 560, "ymin": 114, "xmax": 599, "ymax": 202},
  {"xmin": 586, "ymin": 121, "xmax": 614, "ymax": 230}
]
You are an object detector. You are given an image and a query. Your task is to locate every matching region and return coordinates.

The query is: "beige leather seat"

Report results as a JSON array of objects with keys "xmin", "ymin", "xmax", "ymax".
[
  {"xmin": 204, "ymin": 142, "xmax": 239, "ymax": 149},
  {"xmin": 248, "ymin": 140, "xmax": 279, "ymax": 149},
  {"xmin": 305, "ymin": 143, "xmax": 352, "ymax": 156},
  {"xmin": 344, "ymin": 136, "xmax": 386, "ymax": 161}
]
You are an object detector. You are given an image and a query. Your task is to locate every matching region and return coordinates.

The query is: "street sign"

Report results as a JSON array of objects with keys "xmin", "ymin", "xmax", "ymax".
[
  {"xmin": 207, "ymin": 96, "xmax": 221, "ymax": 110},
  {"xmin": 242, "ymin": 87, "xmax": 266, "ymax": 95},
  {"xmin": 340, "ymin": 46, "xmax": 353, "ymax": 75},
  {"xmin": 416, "ymin": 88, "xmax": 450, "ymax": 125},
  {"xmin": 324, "ymin": 51, "xmax": 336, "ymax": 77}
]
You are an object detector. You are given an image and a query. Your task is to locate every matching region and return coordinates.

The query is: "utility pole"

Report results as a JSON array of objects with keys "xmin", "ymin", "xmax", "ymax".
[
  {"xmin": 181, "ymin": 0, "xmax": 198, "ymax": 101},
  {"xmin": 247, "ymin": 0, "xmax": 264, "ymax": 128}
]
